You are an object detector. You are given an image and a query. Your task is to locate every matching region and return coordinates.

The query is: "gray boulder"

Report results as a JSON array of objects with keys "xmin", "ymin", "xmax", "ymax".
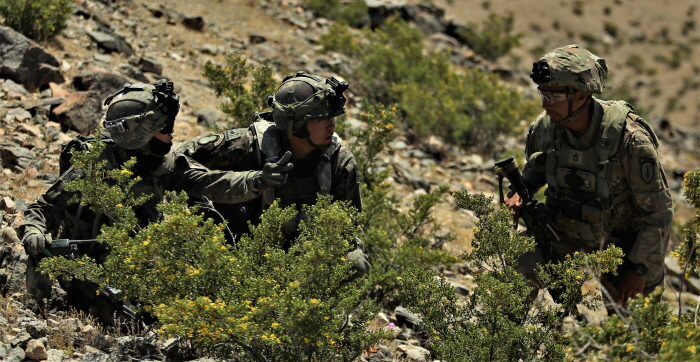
[
  {"xmin": 0, "ymin": 141, "xmax": 37, "ymax": 170},
  {"xmin": 87, "ymin": 29, "xmax": 134, "ymax": 56},
  {"xmin": 0, "ymin": 26, "xmax": 65, "ymax": 92},
  {"xmin": 73, "ymin": 71, "xmax": 129, "ymax": 99},
  {"xmin": 52, "ymin": 91, "xmax": 103, "ymax": 135}
]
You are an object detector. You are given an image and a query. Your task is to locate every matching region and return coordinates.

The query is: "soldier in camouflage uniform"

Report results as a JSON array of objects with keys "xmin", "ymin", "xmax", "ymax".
[
  {"xmin": 19, "ymin": 80, "xmax": 264, "ymax": 322},
  {"xmin": 168, "ymin": 71, "xmax": 369, "ymax": 277},
  {"xmin": 505, "ymin": 45, "xmax": 674, "ymax": 310}
]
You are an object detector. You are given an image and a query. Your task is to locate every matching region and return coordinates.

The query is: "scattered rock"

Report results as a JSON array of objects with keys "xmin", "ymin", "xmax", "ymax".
[
  {"xmin": 0, "ymin": 141, "xmax": 37, "ymax": 170},
  {"xmin": 2, "ymin": 227, "xmax": 20, "ymax": 244},
  {"xmin": 394, "ymin": 306, "xmax": 424, "ymax": 329},
  {"xmin": 87, "ymin": 29, "xmax": 135, "ymax": 56},
  {"xmin": 182, "ymin": 15, "xmax": 205, "ymax": 31},
  {"xmin": 0, "ymin": 196, "xmax": 15, "ymax": 214},
  {"xmin": 72, "ymin": 71, "xmax": 129, "ymax": 99},
  {"xmin": 395, "ymin": 344, "xmax": 430, "ymax": 362},
  {"xmin": 195, "ymin": 109, "xmax": 220, "ymax": 128},
  {"xmin": 52, "ymin": 91, "xmax": 103, "ymax": 135},
  {"xmin": 0, "ymin": 26, "xmax": 65, "ymax": 92},
  {"xmin": 25, "ymin": 339, "xmax": 47, "ymax": 360},
  {"xmin": 26, "ymin": 321, "xmax": 49, "ymax": 339},
  {"xmin": 46, "ymin": 348, "xmax": 65, "ymax": 362}
]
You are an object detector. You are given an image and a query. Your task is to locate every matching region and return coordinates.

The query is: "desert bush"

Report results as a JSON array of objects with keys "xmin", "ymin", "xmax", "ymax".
[
  {"xmin": 39, "ymin": 138, "xmax": 385, "ymax": 361},
  {"xmin": 399, "ymin": 192, "xmax": 623, "ymax": 361},
  {"xmin": 0, "ymin": 0, "xmax": 73, "ymax": 41},
  {"xmin": 304, "ymin": 0, "xmax": 367, "ymax": 27},
  {"xmin": 321, "ymin": 17, "xmax": 539, "ymax": 150},
  {"xmin": 460, "ymin": 13, "xmax": 522, "ymax": 61},
  {"xmin": 203, "ymin": 54, "xmax": 276, "ymax": 130},
  {"xmin": 343, "ymin": 100, "xmax": 459, "ymax": 306}
]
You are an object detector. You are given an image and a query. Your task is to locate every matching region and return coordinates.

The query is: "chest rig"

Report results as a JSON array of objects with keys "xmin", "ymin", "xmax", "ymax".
[
  {"xmin": 540, "ymin": 100, "xmax": 646, "ymax": 247},
  {"xmin": 251, "ymin": 118, "xmax": 339, "ymax": 207}
]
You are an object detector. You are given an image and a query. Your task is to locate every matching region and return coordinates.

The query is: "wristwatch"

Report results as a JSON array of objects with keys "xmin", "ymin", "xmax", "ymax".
[{"xmin": 632, "ymin": 263, "xmax": 648, "ymax": 276}]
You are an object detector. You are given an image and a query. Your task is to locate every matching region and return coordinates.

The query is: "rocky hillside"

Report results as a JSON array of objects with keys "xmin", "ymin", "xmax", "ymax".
[{"xmin": 1, "ymin": 0, "xmax": 699, "ymax": 361}]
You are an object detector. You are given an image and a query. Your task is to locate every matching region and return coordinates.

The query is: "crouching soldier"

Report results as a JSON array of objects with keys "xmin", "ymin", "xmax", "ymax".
[{"xmin": 168, "ymin": 71, "xmax": 370, "ymax": 278}]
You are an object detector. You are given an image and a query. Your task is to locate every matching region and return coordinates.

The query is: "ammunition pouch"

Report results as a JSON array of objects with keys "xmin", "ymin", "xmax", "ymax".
[{"xmin": 547, "ymin": 197, "xmax": 608, "ymax": 248}]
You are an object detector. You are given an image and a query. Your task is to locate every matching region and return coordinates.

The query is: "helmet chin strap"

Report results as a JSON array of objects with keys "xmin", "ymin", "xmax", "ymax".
[
  {"xmin": 291, "ymin": 124, "xmax": 332, "ymax": 150},
  {"xmin": 552, "ymin": 90, "xmax": 592, "ymax": 126}
]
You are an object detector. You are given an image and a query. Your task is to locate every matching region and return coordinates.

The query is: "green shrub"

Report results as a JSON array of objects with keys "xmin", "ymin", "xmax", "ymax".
[
  {"xmin": 604, "ymin": 21, "xmax": 619, "ymax": 38},
  {"xmin": 345, "ymin": 100, "xmax": 459, "ymax": 306},
  {"xmin": 321, "ymin": 17, "xmax": 539, "ymax": 150},
  {"xmin": 0, "ymin": 0, "xmax": 73, "ymax": 41},
  {"xmin": 203, "ymin": 54, "xmax": 276, "ymax": 130},
  {"xmin": 460, "ymin": 13, "xmax": 522, "ymax": 61},
  {"xmin": 39, "ymin": 138, "xmax": 386, "ymax": 361},
  {"xmin": 399, "ymin": 192, "xmax": 623, "ymax": 361},
  {"xmin": 304, "ymin": 0, "xmax": 367, "ymax": 27}
]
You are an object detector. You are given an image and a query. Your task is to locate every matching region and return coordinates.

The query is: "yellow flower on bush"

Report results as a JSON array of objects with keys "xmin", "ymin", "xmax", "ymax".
[{"xmin": 309, "ymin": 298, "xmax": 319, "ymax": 304}]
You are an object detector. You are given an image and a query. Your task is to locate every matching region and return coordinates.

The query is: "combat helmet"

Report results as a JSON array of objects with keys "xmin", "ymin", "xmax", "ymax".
[
  {"xmin": 530, "ymin": 44, "xmax": 608, "ymax": 94},
  {"xmin": 102, "ymin": 79, "xmax": 180, "ymax": 149},
  {"xmin": 268, "ymin": 71, "xmax": 349, "ymax": 140}
]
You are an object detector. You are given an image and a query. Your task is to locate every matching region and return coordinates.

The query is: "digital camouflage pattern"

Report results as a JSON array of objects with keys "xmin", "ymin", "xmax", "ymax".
[
  {"xmin": 521, "ymin": 98, "xmax": 673, "ymax": 293},
  {"xmin": 530, "ymin": 44, "xmax": 608, "ymax": 94}
]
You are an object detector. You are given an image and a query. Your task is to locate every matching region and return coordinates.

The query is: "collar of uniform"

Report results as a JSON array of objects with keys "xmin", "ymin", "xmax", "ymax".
[{"xmin": 562, "ymin": 98, "xmax": 603, "ymax": 149}]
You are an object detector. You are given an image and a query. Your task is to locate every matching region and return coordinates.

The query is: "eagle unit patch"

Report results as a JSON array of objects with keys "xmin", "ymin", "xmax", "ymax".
[{"xmin": 640, "ymin": 157, "xmax": 655, "ymax": 183}]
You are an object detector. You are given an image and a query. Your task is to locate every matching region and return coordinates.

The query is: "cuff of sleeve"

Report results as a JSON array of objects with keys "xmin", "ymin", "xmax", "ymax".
[{"xmin": 248, "ymin": 171, "xmax": 263, "ymax": 192}]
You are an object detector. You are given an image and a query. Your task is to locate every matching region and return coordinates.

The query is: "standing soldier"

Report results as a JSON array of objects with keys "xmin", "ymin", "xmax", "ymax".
[
  {"xmin": 505, "ymin": 45, "xmax": 673, "ymax": 311},
  {"xmin": 169, "ymin": 71, "xmax": 369, "ymax": 277}
]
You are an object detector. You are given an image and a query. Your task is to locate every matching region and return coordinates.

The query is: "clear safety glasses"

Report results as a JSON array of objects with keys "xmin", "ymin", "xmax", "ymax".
[{"xmin": 537, "ymin": 86, "xmax": 569, "ymax": 103}]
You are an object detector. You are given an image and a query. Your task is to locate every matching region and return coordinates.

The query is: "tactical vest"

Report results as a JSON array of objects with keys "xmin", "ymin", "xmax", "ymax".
[
  {"xmin": 539, "ymin": 99, "xmax": 659, "ymax": 248},
  {"xmin": 251, "ymin": 118, "xmax": 339, "ymax": 207}
]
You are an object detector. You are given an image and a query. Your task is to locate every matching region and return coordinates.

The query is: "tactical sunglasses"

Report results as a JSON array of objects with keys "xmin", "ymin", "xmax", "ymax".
[{"xmin": 537, "ymin": 86, "xmax": 569, "ymax": 103}]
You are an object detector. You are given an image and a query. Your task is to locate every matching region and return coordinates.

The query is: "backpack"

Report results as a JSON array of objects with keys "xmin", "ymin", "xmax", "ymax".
[{"xmin": 59, "ymin": 133, "xmax": 115, "ymax": 175}]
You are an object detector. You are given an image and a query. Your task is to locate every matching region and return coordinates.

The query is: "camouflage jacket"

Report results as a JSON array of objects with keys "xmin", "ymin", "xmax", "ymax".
[
  {"xmin": 20, "ymin": 140, "xmax": 165, "ymax": 243},
  {"xmin": 522, "ymin": 98, "xmax": 673, "ymax": 272},
  {"xmin": 19, "ymin": 137, "xmax": 250, "ymax": 243},
  {"xmin": 168, "ymin": 120, "xmax": 362, "ymax": 219}
]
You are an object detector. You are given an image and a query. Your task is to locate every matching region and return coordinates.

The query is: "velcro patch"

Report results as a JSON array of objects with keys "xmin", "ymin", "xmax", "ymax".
[
  {"xmin": 640, "ymin": 157, "xmax": 656, "ymax": 183},
  {"xmin": 197, "ymin": 134, "xmax": 222, "ymax": 146}
]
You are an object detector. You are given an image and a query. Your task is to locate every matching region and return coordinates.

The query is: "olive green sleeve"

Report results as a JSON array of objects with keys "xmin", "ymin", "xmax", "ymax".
[
  {"xmin": 331, "ymin": 146, "xmax": 362, "ymax": 212},
  {"xmin": 622, "ymin": 130, "xmax": 674, "ymax": 270},
  {"xmin": 522, "ymin": 119, "xmax": 548, "ymax": 194},
  {"xmin": 19, "ymin": 168, "xmax": 82, "ymax": 238},
  {"xmin": 159, "ymin": 153, "xmax": 262, "ymax": 204}
]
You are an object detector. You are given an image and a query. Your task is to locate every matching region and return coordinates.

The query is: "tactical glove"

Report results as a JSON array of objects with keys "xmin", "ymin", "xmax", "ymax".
[
  {"xmin": 255, "ymin": 151, "xmax": 294, "ymax": 189},
  {"xmin": 22, "ymin": 228, "xmax": 50, "ymax": 256}
]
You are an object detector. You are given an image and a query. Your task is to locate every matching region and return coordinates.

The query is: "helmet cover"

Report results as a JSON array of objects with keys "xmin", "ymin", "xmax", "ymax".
[
  {"xmin": 270, "ymin": 72, "xmax": 347, "ymax": 137},
  {"xmin": 530, "ymin": 44, "xmax": 608, "ymax": 94},
  {"xmin": 102, "ymin": 80, "xmax": 180, "ymax": 149}
]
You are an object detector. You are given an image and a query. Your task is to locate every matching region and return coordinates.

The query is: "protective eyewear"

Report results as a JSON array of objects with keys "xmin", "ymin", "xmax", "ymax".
[{"xmin": 537, "ymin": 86, "xmax": 569, "ymax": 103}]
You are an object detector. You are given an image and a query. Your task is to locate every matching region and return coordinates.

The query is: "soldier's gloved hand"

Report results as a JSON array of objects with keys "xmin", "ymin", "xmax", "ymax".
[
  {"xmin": 22, "ymin": 228, "xmax": 50, "ymax": 256},
  {"xmin": 256, "ymin": 151, "xmax": 294, "ymax": 189}
]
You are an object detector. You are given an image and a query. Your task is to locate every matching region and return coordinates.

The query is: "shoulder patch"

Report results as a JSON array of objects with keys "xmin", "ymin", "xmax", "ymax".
[
  {"xmin": 640, "ymin": 157, "xmax": 656, "ymax": 183},
  {"xmin": 224, "ymin": 129, "xmax": 243, "ymax": 142},
  {"xmin": 198, "ymin": 134, "xmax": 222, "ymax": 146}
]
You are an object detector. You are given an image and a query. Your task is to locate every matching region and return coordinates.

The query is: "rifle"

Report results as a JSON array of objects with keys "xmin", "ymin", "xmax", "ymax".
[
  {"xmin": 494, "ymin": 156, "xmax": 565, "ymax": 301},
  {"xmin": 494, "ymin": 156, "xmax": 561, "ymax": 263},
  {"xmin": 43, "ymin": 238, "xmax": 99, "ymax": 258}
]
